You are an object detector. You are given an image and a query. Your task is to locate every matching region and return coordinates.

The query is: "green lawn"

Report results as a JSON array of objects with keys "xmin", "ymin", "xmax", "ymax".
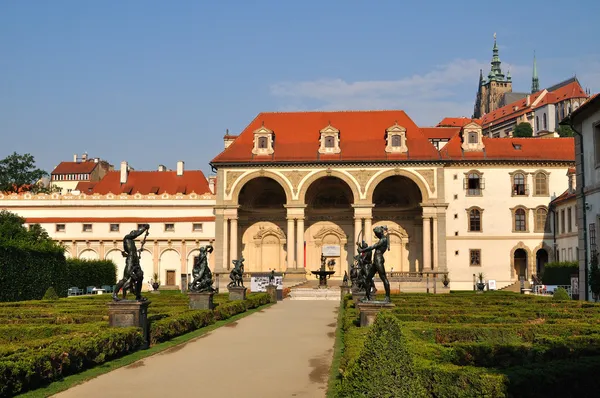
[
  {"xmin": 330, "ymin": 292, "xmax": 600, "ymax": 397},
  {"xmin": 0, "ymin": 291, "xmax": 271, "ymax": 397}
]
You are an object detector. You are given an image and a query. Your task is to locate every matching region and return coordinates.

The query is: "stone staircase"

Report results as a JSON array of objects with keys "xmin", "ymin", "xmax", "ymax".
[
  {"xmin": 500, "ymin": 280, "xmax": 531, "ymax": 292},
  {"xmin": 288, "ymin": 279, "xmax": 342, "ymax": 300}
]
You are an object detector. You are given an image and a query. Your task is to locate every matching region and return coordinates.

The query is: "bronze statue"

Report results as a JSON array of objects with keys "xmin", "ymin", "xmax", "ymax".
[
  {"xmin": 189, "ymin": 244, "xmax": 216, "ymax": 293},
  {"xmin": 269, "ymin": 269, "xmax": 275, "ymax": 285},
  {"xmin": 228, "ymin": 256, "xmax": 245, "ymax": 288},
  {"xmin": 358, "ymin": 226, "xmax": 391, "ymax": 302},
  {"xmin": 342, "ymin": 271, "xmax": 349, "ymax": 286},
  {"xmin": 320, "ymin": 253, "xmax": 327, "ymax": 271},
  {"xmin": 113, "ymin": 224, "xmax": 150, "ymax": 302}
]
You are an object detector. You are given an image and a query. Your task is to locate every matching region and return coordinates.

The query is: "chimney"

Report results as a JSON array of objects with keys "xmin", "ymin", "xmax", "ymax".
[
  {"xmin": 158, "ymin": 164, "xmax": 166, "ymax": 172},
  {"xmin": 82, "ymin": 153, "xmax": 88, "ymax": 161},
  {"xmin": 224, "ymin": 129, "xmax": 238, "ymax": 149},
  {"xmin": 177, "ymin": 161, "xmax": 184, "ymax": 176},
  {"xmin": 120, "ymin": 161, "xmax": 128, "ymax": 184},
  {"xmin": 568, "ymin": 169, "xmax": 577, "ymax": 193},
  {"xmin": 208, "ymin": 176, "xmax": 216, "ymax": 194},
  {"xmin": 73, "ymin": 154, "xmax": 78, "ymax": 162},
  {"xmin": 526, "ymin": 95, "xmax": 531, "ymax": 107},
  {"xmin": 94, "ymin": 158, "xmax": 99, "ymax": 163}
]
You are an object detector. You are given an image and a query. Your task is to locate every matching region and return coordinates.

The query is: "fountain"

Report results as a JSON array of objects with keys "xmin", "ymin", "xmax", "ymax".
[{"xmin": 311, "ymin": 254, "xmax": 336, "ymax": 288}]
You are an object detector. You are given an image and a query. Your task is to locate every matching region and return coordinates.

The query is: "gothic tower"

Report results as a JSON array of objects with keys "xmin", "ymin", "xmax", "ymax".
[
  {"xmin": 531, "ymin": 51, "xmax": 540, "ymax": 93},
  {"xmin": 473, "ymin": 34, "xmax": 513, "ymax": 118}
]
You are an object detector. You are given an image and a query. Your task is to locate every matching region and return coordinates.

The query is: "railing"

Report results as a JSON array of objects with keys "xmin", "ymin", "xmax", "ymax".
[{"xmin": 533, "ymin": 284, "xmax": 573, "ymax": 298}]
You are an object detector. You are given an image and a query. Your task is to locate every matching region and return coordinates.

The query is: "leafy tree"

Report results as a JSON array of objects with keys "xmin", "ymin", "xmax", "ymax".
[
  {"xmin": 589, "ymin": 252, "xmax": 600, "ymax": 301},
  {"xmin": 0, "ymin": 210, "xmax": 60, "ymax": 248},
  {"xmin": 0, "ymin": 152, "xmax": 48, "ymax": 193},
  {"xmin": 513, "ymin": 122, "xmax": 533, "ymax": 137},
  {"xmin": 556, "ymin": 125, "xmax": 575, "ymax": 137}
]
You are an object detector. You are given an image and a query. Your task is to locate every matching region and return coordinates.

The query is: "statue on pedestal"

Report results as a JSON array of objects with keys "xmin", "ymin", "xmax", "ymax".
[
  {"xmin": 269, "ymin": 269, "xmax": 275, "ymax": 285},
  {"xmin": 228, "ymin": 256, "xmax": 245, "ymax": 288},
  {"xmin": 189, "ymin": 244, "xmax": 216, "ymax": 293},
  {"xmin": 113, "ymin": 224, "xmax": 150, "ymax": 302},
  {"xmin": 342, "ymin": 271, "xmax": 349, "ymax": 286},
  {"xmin": 358, "ymin": 226, "xmax": 391, "ymax": 302}
]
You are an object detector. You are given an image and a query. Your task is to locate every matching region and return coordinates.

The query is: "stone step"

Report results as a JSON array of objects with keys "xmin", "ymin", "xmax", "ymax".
[{"xmin": 289, "ymin": 288, "xmax": 341, "ymax": 301}]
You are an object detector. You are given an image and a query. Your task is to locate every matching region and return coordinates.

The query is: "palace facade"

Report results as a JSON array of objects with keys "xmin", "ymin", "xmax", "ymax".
[{"xmin": 210, "ymin": 110, "xmax": 575, "ymax": 290}]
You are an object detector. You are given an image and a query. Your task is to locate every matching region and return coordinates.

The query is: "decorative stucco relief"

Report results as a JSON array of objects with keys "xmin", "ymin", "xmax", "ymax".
[
  {"xmin": 313, "ymin": 225, "xmax": 348, "ymax": 247},
  {"xmin": 225, "ymin": 171, "xmax": 245, "ymax": 196},
  {"xmin": 348, "ymin": 169, "xmax": 377, "ymax": 195},
  {"xmin": 253, "ymin": 225, "xmax": 286, "ymax": 241},
  {"xmin": 281, "ymin": 170, "xmax": 310, "ymax": 195},
  {"xmin": 416, "ymin": 169, "xmax": 436, "ymax": 194}
]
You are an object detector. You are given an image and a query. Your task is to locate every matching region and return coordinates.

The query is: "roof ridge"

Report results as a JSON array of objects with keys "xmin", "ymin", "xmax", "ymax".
[{"xmin": 259, "ymin": 109, "xmax": 407, "ymax": 115}]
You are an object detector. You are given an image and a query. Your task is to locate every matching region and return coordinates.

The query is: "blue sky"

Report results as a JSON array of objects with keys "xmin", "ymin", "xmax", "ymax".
[{"xmin": 1, "ymin": 0, "xmax": 599, "ymax": 176}]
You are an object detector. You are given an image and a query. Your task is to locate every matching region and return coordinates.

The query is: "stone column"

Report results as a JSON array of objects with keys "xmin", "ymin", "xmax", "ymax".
[
  {"xmin": 354, "ymin": 217, "xmax": 362, "ymax": 244},
  {"xmin": 422, "ymin": 216, "xmax": 431, "ymax": 271},
  {"xmin": 432, "ymin": 216, "xmax": 438, "ymax": 271},
  {"xmin": 287, "ymin": 217, "xmax": 295, "ymax": 270},
  {"xmin": 222, "ymin": 218, "xmax": 229, "ymax": 271},
  {"xmin": 365, "ymin": 218, "xmax": 373, "ymax": 245},
  {"xmin": 229, "ymin": 217, "xmax": 238, "ymax": 264},
  {"xmin": 296, "ymin": 218, "xmax": 305, "ymax": 269}
]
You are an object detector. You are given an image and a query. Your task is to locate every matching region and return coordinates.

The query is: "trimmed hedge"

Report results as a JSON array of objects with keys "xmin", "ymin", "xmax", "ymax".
[
  {"xmin": 542, "ymin": 261, "xmax": 578, "ymax": 285},
  {"xmin": 66, "ymin": 258, "xmax": 117, "ymax": 289},
  {"xmin": 0, "ymin": 243, "xmax": 68, "ymax": 302}
]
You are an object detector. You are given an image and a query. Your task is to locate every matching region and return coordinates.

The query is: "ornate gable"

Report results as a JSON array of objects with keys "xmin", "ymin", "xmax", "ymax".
[
  {"xmin": 318, "ymin": 124, "xmax": 341, "ymax": 154},
  {"xmin": 252, "ymin": 125, "xmax": 275, "ymax": 156},
  {"xmin": 385, "ymin": 122, "xmax": 408, "ymax": 153},
  {"xmin": 461, "ymin": 122, "xmax": 485, "ymax": 152}
]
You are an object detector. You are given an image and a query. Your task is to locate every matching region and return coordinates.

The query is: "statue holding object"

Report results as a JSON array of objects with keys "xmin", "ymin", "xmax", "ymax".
[
  {"xmin": 189, "ymin": 244, "xmax": 216, "ymax": 293},
  {"xmin": 358, "ymin": 226, "xmax": 391, "ymax": 302},
  {"xmin": 113, "ymin": 224, "xmax": 150, "ymax": 302},
  {"xmin": 228, "ymin": 256, "xmax": 245, "ymax": 288}
]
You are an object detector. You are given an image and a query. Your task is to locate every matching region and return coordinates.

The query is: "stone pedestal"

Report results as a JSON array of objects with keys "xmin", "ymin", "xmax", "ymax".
[
  {"xmin": 352, "ymin": 290, "xmax": 366, "ymax": 302},
  {"xmin": 228, "ymin": 286, "xmax": 247, "ymax": 301},
  {"xmin": 266, "ymin": 284, "xmax": 277, "ymax": 303},
  {"xmin": 356, "ymin": 301, "xmax": 396, "ymax": 327},
  {"xmin": 188, "ymin": 292, "xmax": 215, "ymax": 310},
  {"xmin": 340, "ymin": 286, "xmax": 351, "ymax": 299},
  {"xmin": 108, "ymin": 300, "xmax": 151, "ymax": 349}
]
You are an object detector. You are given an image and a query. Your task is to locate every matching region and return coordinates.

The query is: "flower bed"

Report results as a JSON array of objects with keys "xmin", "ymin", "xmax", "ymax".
[
  {"xmin": 0, "ymin": 292, "xmax": 271, "ymax": 396},
  {"xmin": 332, "ymin": 292, "xmax": 600, "ymax": 397}
]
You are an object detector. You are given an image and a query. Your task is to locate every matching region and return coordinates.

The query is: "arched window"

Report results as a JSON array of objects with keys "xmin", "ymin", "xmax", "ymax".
[
  {"xmin": 515, "ymin": 208, "xmax": 527, "ymax": 231},
  {"xmin": 391, "ymin": 135, "xmax": 401, "ymax": 147},
  {"xmin": 468, "ymin": 208, "xmax": 482, "ymax": 232},
  {"xmin": 325, "ymin": 136, "xmax": 335, "ymax": 148},
  {"xmin": 535, "ymin": 207, "xmax": 548, "ymax": 232},
  {"xmin": 465, "ymin": 171, "xmax": 484, "ymax": 196},
  {"xmin": 536, "ymin": 116, "xmax": 540, "ymax": 131},
  {"xmin": 513, "ymin": 173, "xmax": 527, "ymax": 196},
  {"xmin": 534, "ymin": 172, "xmax": 548, "ymax": 196},
  {"xmin": 258, "ymin": 136, "xmax": 268, "ymax": 149},
  {"xmin": 543, "ymin": 113, "xmax": 547, "ymax": 130}
]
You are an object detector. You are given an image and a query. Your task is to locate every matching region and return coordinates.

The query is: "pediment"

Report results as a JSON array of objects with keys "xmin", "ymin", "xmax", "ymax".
[
  {"xmin": 253, "ymin": 126, "xmax": 273, "ymax": 135},
  {"xmin": 386, "ymin": 123, "xmax": 407, "ymax": 133},
  {"xmin": 320, "ymin": 124, "xmax": 340, "ymax": 135},
  {"xmin": 463, "ymin": 121, "xmax": 482, "ymax": 130},
  {"xmin": 313, "ymin": 225, "xmax": 347, "ymax": 242},
  {"xmin": 253, "ymin": 226, "xmax": 286, "ymax": 240}
]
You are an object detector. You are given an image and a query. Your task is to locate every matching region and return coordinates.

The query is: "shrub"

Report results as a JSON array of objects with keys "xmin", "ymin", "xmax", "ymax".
[
  {"xmin": 0, "ymin": 243, "xmax": 68, "ymax": 302},
  {"xmin": 553, "ymin": 287, "xmax": 570, "ymax": 301},
  {"xmin": 66, "ymin": 258, "xmax": 117, "ymax": 289},
  {"xmin": 150, "ymin": 310, "xmax": 215, "ymax": 345},
  {"xmin": 339, "ymin": 311, "xmax": 428, "ymax": 397},
  {"xmin": 542, "ymin": 261, "xmax": 578, "ymax": 285},
  {"xmin": 42, "ymin": 287, "xmax": 59, "ymax": 301}
]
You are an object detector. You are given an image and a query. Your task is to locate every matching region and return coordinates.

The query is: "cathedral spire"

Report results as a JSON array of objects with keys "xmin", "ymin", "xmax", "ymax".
[
  {"xmin": 531, "ymin": 51, "xmax": 540, "ymax": 93},
  {"xmin": 489, "ymin": 33, "xmax": 505, "ymax": 81}
]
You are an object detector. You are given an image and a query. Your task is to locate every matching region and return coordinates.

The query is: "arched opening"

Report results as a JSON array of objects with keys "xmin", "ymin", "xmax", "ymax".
[
  {"xmin": 106, "ymin": 249, "xmax": 126, "ymax": 284},
  {"xmin": 239, "ymin": 177, "xmax": 287, "ymax": 273},
  {"xmin": 304, "ymin": 176, "xmax": 354, "ymax": 276},
  {"xmin": 372, "ymin": 176, "xmax": 423, "ymax": 272},
  {"xmin": 514, "ymin": 248, "xmax": 528, "ymax": 279},
  {"xmin": 159, "ymin": 249, "xmax": 181, "ymax": 287},
  {"xmin": 79, "ymin": 249, "xmax": 98, "ymax": 260},
  {"xmin": 536, "ymin": 248, "xmax": 548, "ymax": 277}
]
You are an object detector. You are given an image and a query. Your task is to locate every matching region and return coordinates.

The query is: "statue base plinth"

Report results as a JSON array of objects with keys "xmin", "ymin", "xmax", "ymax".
[
  {"xmin": 108, "ymin": 300, "xmax": 151, "ymax": 349},
  {"xmin": 340, "ymin": 286, "xmax": 351, "ymax": 299},
  {"xmin": 188, "ymin": 292, "xmax": 215, "ymax": 310},
  {"xmin": 351, "ymin": 290, "xmax": 366, "ymax": 302},
  {"xmin": 228, "ymin": 286, "xmax": 247, "ymax": 301},
  {"xmin": 356, "ymin": 301, "xmax": 395, "ymax": 327},
  {"xmin": 266, "ymin": 284, "xmax": 278, "ymax": 303}
]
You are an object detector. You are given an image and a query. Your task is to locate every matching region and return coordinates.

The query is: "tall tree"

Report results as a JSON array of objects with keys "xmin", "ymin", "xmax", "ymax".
[
  {"xmin": 556, "ymin": 125, "xmax": 575, "ymax": 137},
  {"xmin": 0, "ymin": 152, "xmax": 48, "ymax": 193},
  {"xmin": 513, "ymin": 122, "xmax": 533, "ymax": 137}
]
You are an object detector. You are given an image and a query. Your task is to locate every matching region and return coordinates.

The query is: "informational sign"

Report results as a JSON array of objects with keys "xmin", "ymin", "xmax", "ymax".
[
  {"xmin": 488, "ymin": 280, "xmax": 497, "ymax": 290},
  {"xmin": 322, "ymin": 245, "xmax": 341, "ymax": 256},
  {"xmin": 251, "ymin": 275, "xmax": 283, "ymax": 292}
]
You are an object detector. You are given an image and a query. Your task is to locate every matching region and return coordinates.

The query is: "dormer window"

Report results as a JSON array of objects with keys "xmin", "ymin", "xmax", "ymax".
[
  {"xmin": 252, "ymin": 125, "xmax": 275, "ymax": 156},
  {"xmin": 318, "ymin": 124, "xmax": 341, "ymax": 154},
  {"xmin": 461, "ymin": 122, "xmax": 485, "ymax": 152},
  {"xmin": 385, "ymin": 123, "xmax": 407, "ymax": 153}
]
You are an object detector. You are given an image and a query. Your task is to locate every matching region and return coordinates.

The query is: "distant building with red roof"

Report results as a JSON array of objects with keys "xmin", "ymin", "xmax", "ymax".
[{"xmin": 50, "ymin": 153, "xmax": 113, "ymax": 194}]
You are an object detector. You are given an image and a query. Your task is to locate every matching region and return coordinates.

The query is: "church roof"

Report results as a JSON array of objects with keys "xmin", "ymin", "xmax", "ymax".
[
  {"xmin": 436, "ymin": 117, "xmax": 482, "ymax": 127},
  {"xmin": 210, "ymin": 110, "xmax": 575, "ymax": 165},
  {"xmin": 89, "ymin": 170, "xmax": 211, "ymax": 195}
]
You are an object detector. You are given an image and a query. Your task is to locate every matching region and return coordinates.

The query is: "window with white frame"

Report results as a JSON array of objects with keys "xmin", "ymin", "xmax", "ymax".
[
  {"xmin": 252, "ymin": 126, "xmax": 275, "ymax": 155},
  {"xmin": 384, "ymin": 123, "xmax": 407, "ymax": 153},
  {"xmin": 318, "ymin": 124, "xmax": 341, "ymax": 154}
]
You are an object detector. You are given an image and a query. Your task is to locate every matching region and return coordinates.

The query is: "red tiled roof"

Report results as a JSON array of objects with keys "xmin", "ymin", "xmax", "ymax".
[
  {"xmin": 437, "ymin": 117, "xmax": 482, "ymax": 127},
  {"xmin": 568, "ymin": 93, "xmax": 600, "ymax": 122},
  {"xmin": 26, "ymin": 217, "xmax": 215, "ymax": 223},
  {"xmin": 440, "ymin": 135, "xmax": 575, "ymax": 162},
  {"xmin": 420, "ymin": 127, "xmax": 461, "ymax": 140},
  {"xmin": 211, "ymin": 111, "xmax": 441, "ymax": 163},
  {"xmin": 550, "ymin": 189, "xmax": 576, "ymax": 206},
  {"xmin": 51, "ymin": 161, "xmax": 98, "ymax": 175},
  {"xmin": 75, "ymin": 181, "xmax": 97, "ymax": 193},
  {"xmin": 90, "ymin": 170, "xmax": 211, "ymax": 195}
]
